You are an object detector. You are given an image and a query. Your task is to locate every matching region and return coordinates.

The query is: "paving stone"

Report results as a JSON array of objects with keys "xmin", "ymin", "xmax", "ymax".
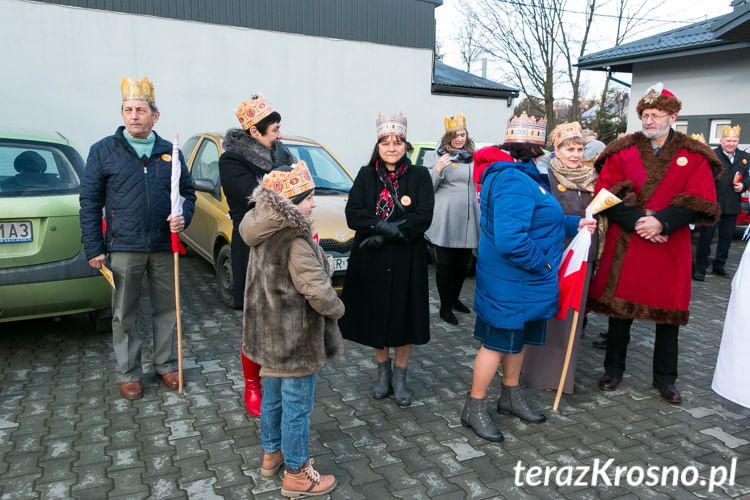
[{"xmin": 3, "ymin": 250, "xmax": 750, "ymax": 498}]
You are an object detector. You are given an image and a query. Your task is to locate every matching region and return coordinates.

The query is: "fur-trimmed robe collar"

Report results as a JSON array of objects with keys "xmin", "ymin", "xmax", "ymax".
[{"xmin": 596, "ymin": 131, "xmax": 722, "ymax": 180}]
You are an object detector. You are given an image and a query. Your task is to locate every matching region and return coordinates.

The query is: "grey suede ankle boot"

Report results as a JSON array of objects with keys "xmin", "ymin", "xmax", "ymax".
[
  {"xmin": 372, "ymin": 360, "xmax": 392, "ymax": 399},
  {"xmin": 497, "ymin": 384, "xmax": 546, "ymax": 423},
  {"xmin": 391, "ymin": 366, "xmax": 411, "ymax": 406},
  {"xmin": 461, "ymin": 394, "xmax": 504, "ymax": 442}
]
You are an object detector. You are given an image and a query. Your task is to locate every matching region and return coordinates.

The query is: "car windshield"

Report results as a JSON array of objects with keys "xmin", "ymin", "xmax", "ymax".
[
  {"xmin": 284, "ymin": 144, "xmax": 352, "ymax": 194},
  {"xmin": 0, "ymin": 140, "xmax": 82, "ymax": 197}
]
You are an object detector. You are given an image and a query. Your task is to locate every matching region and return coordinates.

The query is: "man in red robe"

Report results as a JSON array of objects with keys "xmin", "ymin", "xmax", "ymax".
[{"xmin": 588, "ymin": 83, "xmax": 721, "ymax": 404}]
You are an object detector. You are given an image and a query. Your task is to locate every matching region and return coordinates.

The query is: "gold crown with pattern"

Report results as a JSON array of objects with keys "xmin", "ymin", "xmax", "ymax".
[
  {"xmin": 551, "ymin": 121, "xmax": 583, "ymax": 148},
  {"xmin": 505, "ymin": 112, "xmax": 546, "ymax": 145},
  {"xmin": 444, "ymin": 114, "xmax": 467, "ymax": 132},
  {"xmin": 376, "ymin": 113, "xmax": 407, "ymax": 139},
  {"xmin": 262, "ymin": 161, "xmax": 315, "ymax": 200},
  {"xmin": 690, "ymin": 133, "xmax": 707, "ymax": 144},
  {"xmin": 236, "ymin": 94, "xmax": 274, "ymax": 130},
  {"xmin": 121, "ymin": 76, "xmax": 155, "ymax": 103},
  {"xmin": 722, "ymin": 125, "xmax": 741, "ymax": 139}
]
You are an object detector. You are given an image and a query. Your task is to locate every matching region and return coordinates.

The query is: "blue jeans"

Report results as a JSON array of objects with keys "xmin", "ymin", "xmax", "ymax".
[{"xmin": 260, "ymin": 373, "xmax": 316, "ymax": 470}]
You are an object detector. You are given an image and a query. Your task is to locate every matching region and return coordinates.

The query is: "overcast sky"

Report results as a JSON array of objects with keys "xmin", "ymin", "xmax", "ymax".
[{"xmin": 435, "ymin": 0, "xmax": 735, "ymax": 99}]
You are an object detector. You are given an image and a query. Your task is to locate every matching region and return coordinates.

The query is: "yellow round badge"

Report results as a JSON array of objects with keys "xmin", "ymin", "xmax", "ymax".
[
  {"xmin": 161, "ymin": 154, "xmax": 172, "ymax": 162},
  {"xmin": 744, "ymin": 159, "xmax": 748, "ymax": 165},
  {"xmin": 557, "ymin": 184, "xmax": 567, "ymax": 192},
  {"xmin": 676, "ymin": 156, "xmax": 688, "ymax": 166},
  {"xmin": 400, "ymin": 195, "xmax": 412, "ymax": 207}
]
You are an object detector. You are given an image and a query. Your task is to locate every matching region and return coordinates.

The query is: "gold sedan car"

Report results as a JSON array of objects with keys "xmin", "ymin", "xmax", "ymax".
[{"xmin": 181, "ymin": 133, "xmax": 355, "ymax": 307}]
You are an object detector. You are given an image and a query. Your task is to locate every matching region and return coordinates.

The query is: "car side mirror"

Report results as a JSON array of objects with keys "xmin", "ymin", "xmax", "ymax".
[{"xmin": 193, "ymin": 178, "xmax": 215, "ymax": 193}]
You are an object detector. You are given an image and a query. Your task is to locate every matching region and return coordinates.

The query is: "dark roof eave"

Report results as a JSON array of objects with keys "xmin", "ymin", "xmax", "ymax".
[
  {"xmin": 577, "ymin": 41, "xmax": 750, "ymax": 72},
  {"xmin": 431, "ymin": 83, "xmax": 519, "ymax": 99},
  {"xmin": 711, "ymin": 3, "xmax": 750, "ymax": 39}
]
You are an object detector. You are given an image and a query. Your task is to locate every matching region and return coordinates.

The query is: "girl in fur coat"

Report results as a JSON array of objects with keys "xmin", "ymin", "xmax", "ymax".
[{"xmin": 239, "ymin": 161, "xmax": 344, "ymax": 498}]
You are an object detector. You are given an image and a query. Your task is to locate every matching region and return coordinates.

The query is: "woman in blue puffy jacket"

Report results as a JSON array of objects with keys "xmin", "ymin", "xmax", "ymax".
[{"xmin": 460, "ymin": 113, "xmax": 595, "ymax": 442}]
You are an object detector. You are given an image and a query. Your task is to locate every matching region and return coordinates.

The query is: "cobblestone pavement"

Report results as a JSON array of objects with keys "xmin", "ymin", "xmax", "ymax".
[{"xmin": 1, "ymin": 243, "xmax": 749, "ymax": 499}]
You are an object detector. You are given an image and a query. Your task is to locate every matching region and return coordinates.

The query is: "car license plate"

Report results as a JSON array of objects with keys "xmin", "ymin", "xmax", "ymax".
[
  {"xmin": 331, "ymin": 256, "xmax": 348, "ymax": 271},
  {"xmin": 0, "ymin": 221, "xmax": 33, "ymax": 243}
]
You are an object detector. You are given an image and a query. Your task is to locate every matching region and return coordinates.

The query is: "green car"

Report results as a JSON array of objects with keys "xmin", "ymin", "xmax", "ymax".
[{"xmin": 0, "ymin": 128, "xmax": 112, "ymax": 326}]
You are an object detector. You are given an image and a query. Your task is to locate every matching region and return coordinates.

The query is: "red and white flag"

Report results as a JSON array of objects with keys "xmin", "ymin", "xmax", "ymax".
[
  {"xmin": 170, "ymin": 134, "xmax": 186, "ymax": 255},
  {"xmin": 554, "ymin": 228, "xmax": 591, "ymax": 320}
]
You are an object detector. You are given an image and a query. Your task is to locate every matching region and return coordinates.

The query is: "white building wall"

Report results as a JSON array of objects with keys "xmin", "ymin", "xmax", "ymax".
[
  {"xmin": 628, "ymin": 48, "xmax": 750, "ymax": 131},
  {"xmin": 1, "ymin": 0, "xmax": 512, "ymax": 171}
]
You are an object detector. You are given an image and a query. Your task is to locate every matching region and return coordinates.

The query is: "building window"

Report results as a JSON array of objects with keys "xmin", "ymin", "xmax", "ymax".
[
  {"xmin": 674, "ymin": 120, "xmax": 688, "ymax": 134},
  {"xmin": 709, "ymin": 119, "xmax": 732, "ymax": 144}
]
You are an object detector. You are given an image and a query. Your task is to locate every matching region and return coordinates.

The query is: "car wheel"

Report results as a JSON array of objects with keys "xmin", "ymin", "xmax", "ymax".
[
  {"xmin": 88, "ymin": 308, "xmax": 112, "ymax": 333},
  {"xmin": 215, "ymin": 244, "xmax": 238, "ymax": 309}
]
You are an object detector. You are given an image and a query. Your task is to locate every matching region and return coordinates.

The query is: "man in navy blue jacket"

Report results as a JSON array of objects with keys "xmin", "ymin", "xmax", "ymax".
[{"xmin": 79, "ymin": 76, "xmax": 196, "ymax": 400}]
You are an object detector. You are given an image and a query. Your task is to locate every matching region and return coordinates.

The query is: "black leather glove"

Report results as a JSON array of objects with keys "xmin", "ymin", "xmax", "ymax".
[
  {"xmin": 375, "ymin": 220, "xmax": 406, "ymax": 241},
  {"xmin": 359, "ymin": 234, "xmax": 385, "ymax": 249}
]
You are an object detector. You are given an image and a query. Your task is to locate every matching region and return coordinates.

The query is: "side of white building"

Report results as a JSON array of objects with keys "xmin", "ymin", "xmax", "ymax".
[{"xmin": 1, "ymin": 0, "xmax": 516, "ymax": 170}]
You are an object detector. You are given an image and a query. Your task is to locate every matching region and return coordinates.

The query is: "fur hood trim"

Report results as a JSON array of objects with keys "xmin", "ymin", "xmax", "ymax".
[
  {"xmin": 240, "ymin": 186, "xmax": 311, "ymax": 248},
  {"xmin": 223, "ymin": 128, "xmax": 273, "ymax": 171}
]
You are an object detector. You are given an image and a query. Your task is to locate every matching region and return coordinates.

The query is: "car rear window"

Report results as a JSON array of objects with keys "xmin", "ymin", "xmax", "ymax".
[{"xmin": 0, "ymin": 140, "xmax": 82, "ymax": 197}]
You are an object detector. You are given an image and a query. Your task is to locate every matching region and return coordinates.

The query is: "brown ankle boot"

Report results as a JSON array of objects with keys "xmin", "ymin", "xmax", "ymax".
[
  {"xmin": 281, "ymin": 458, "xmax": 337, "ymax": 498},
  {"xmin": 261, "ymin": 450, "xmax": 284, "ymax": 477}
]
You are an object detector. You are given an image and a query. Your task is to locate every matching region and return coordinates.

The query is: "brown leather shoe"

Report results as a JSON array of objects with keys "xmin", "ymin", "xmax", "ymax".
[
  {"xmin": 281, "ymin": 459, "xmax": 336, "ymax": 498},
  {"xmin": 653, "ymin": 381, "xmax": 682, "ymax": 404},
  {"xmin": 261, "ymin": 450, "xmax": 284, "ymax": 477},
  {"xmin": 120, "ymin": 381, "xmax": 143, "ymax": 400},
  {"xmin": 160, "ymin": 371, "xmax": 179, "ymax": 389}
]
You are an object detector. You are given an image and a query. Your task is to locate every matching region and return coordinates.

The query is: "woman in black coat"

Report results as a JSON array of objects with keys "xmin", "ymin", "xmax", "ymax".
[
  {"xmin": 340, "ymin": 113, "xmax": 434, "ymax": 406},
  {"xmin": 219, "ymin": 94, "xmax": 292, "ymax": 417}
]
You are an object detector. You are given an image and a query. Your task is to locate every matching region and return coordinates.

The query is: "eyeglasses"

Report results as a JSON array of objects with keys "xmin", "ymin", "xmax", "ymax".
[{"xmin": 641, "ymin": 113, "xmax": 670, "ymax": 121}]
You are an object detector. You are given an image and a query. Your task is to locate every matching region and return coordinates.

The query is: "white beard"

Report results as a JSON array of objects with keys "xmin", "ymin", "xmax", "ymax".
[{"xmin": 642, "ymin": 121, "xmax": 671, "ymax": 140}]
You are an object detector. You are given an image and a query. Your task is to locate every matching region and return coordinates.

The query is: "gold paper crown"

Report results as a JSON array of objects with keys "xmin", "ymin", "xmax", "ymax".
[
  {"xmin": 722, "ymin": 125, "xmax": 741, "ymax": 139},
  {"xmin": 444, "ymin": 114, "xmax": 467, "ymax": 133},
  {"xmin": 376, "ymin": 113, "xmax": 408, "ymax": 139},
  {"xmin": 121, "ymin": 76, "xmax": 155, "ymax": 103},
  {"xmin": 551, "ymin": 121, "xmax": 583, "ymax": 148},
  {"xmin": 505, "ymin": 112, "xmax": 546, "ymax": 145},
  {"xmin": 690, "ymin": 133, "xmax": 707, "ymax": 144},
  {"xmin": 262, "ymin": 161, "xmax": 315, "ymax": 200},
  {"xmin": 236, "ymin": 94, "xmax": 274, "ymax": 131}
]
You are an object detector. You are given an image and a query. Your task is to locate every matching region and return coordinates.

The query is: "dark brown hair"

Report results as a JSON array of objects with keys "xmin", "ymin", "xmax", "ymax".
[{"xmin": 499, "ymin": 142, "xmax": 545, "ymax": 163}]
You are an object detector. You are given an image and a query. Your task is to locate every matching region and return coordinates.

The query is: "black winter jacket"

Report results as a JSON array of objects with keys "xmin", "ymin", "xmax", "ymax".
[
  {"xmin": 79, "ymin": 126, "xmax": 196, "ymax": 258},
  {"xmin": 713, "ymin": 146, "xmax": 750, "ymax": 215}
]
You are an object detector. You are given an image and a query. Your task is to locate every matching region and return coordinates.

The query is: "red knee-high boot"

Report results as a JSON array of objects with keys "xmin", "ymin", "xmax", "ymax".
[{"xmin": 240, "ymin": 343, "xmax": 262, "ymax": 417}]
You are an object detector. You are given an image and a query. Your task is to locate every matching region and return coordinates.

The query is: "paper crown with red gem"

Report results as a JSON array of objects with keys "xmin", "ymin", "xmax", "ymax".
[
  {"xmin": 121, "ymin": 76, "xmax": 155, "ymax": 103},
  {"xmin": 636, "ymin": 82, "xmax": 682, "ymax": 117},
  {"xmin": 376, "ymin": 113, "xmax": 407, "ymax": 140},
  {"xmin": 262, "ymin": 161, "xmax": 315, "ymax": 200},
  {"xmin": 722, "ymin": 125, "xmax": 741, "ymax": 139},
  {"xmin": 505, "ymin": 112, "xmax": 546, "ymax": 145},
  {"xmin": 444, "ymin": 114, "xmax": 467, "ymax": 133},
  {"xmin": 236, "ymin": 94, "xmax": 274, "ymax": 130},
  {"xmin": 551, "ymin": 121, "xmax": 583, "ymax": 148}
]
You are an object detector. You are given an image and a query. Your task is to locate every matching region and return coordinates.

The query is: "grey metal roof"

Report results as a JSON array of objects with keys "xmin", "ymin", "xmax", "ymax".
[
  {"xmin": 432, "ymin": 61, "xmax": 519, "ymax": 99},
  {"xmin": 35, "ymin": 0, "xmax": 443, "ymax": 50},
  {"xmin": 578, "ymin": 5, "xmax": 750, "ymax": 72}
]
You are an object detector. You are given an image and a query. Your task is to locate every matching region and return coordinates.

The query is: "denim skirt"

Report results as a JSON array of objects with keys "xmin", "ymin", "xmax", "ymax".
[{"xmin": 473, "ymin": 317, "xmax": 546, "ymax": 354}]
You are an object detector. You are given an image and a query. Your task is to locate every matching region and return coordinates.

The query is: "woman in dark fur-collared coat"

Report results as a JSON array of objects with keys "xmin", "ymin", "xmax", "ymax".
[
  {"xmin": 219, "ymin": 94, "xmax": 293, "ymax": 418},
  {"xmin": 339, "ymin": 113, "xmax": 434, "ymax": 407}
]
